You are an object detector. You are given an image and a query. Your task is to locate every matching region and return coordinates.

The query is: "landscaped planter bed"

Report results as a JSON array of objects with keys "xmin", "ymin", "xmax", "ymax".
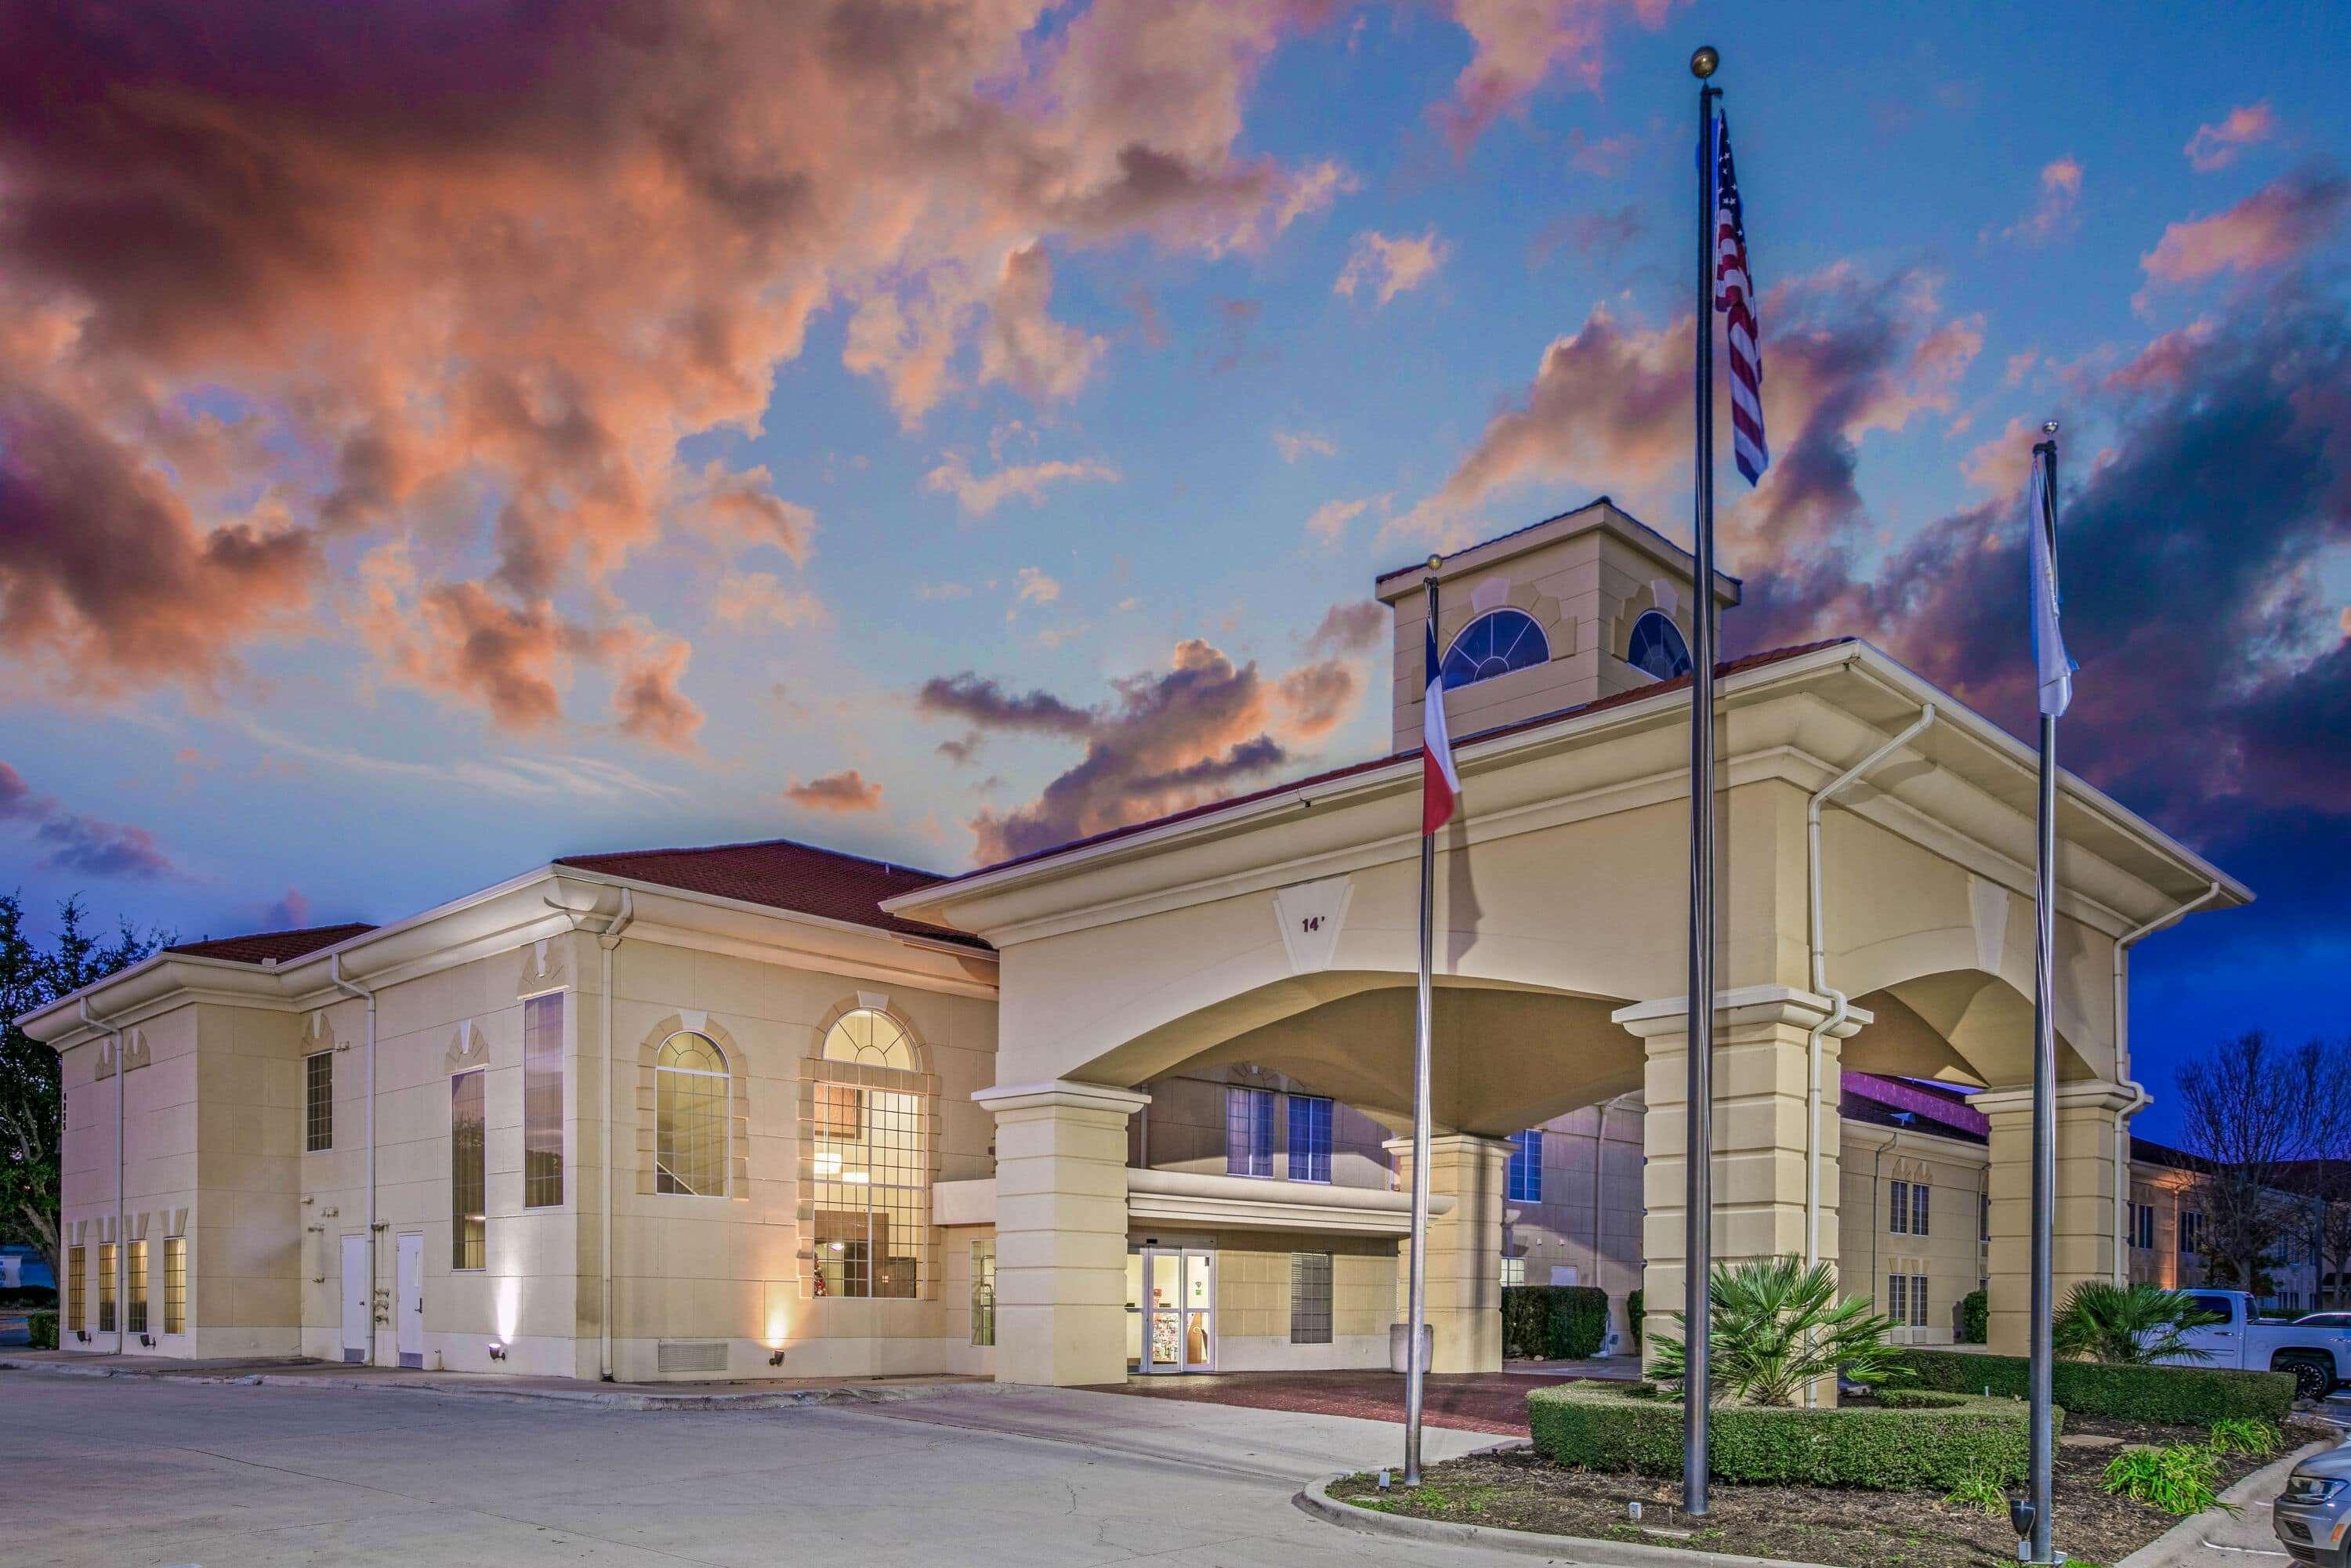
[{"xmin": 1328, "ymin": 1407, "xmax": 2309, "ymax": 1567}]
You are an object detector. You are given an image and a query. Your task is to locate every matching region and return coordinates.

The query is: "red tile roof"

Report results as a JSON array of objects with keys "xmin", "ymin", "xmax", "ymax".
[
  {"xmin": 556, "ymin": 838, "xmax": 990, "ymax": 950},
  {"xmin": 166, "ymin": 923, "xmax": 375, "ymax": 965},
  {"xmin": 936, "ymin": 639, "xmax": 1854, "ymax": 887}
]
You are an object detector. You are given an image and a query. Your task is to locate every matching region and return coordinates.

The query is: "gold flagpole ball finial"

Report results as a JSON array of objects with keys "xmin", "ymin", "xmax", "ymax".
[
  {"xmin": 2041, "ymin": 420, "xmax": 2060, "ymax": 435},
  {"xmin": 1426, "ymin": 554, "xmax": 1443, "ymax": 572},
  {"xmin": 1690, "ymin": 45, "xmax": 1719, "ymax": 78}
]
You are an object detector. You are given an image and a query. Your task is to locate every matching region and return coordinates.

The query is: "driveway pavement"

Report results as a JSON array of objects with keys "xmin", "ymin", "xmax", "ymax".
[{"xmin": 0, "ymin": 1369, "xmax": 1533, "ymax": 1568}]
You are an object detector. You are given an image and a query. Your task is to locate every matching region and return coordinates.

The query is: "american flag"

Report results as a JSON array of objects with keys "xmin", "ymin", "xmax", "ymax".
[{"xmin": 1712, "ymin": 112, "xmax": 1768, "ymax": 485}]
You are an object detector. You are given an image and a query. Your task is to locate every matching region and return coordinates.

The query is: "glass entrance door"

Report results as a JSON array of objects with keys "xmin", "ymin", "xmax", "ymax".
[{"xmin": 1126, "ymin": 1246, "xmax": 1215, "ymax": 1374}]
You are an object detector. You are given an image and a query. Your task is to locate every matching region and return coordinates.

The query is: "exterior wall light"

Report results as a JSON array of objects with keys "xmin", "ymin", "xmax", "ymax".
[
  {"xmin": 487, "ymin": 1342, "xmax": 507, "ymax": 1361},
  {"xmin": 768, "ymin": 1349, "xmax": 786, "ymax": 1367},
  {"xmin": 139, "ymin": 1334, "xmax": 155, "ymax": 1349}
]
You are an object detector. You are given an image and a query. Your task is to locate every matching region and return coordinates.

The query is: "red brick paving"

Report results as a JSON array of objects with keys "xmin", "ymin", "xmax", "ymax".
[{"xmin": 1089, "ymin": 1367, "xmax": 1597, "ymax": 1436}]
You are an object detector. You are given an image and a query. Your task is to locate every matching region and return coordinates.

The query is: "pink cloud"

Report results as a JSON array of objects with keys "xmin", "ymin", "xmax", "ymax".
[
  {"xmin": 1986, "ymin": 157, "xmax": 2082, "ymax": 247},
  {"xmin": 1433, "ymin": 0, "xmax": 1676, "ymax": 154},
  {"xmin": 783, "ymin": 769, "xmax": 885, "ymax": 813},
  {"xmin": 2186, "ymin": 102, "xmax": 2280, "ymax": 172},
  {"xmin": 2140, "ymin": 167, "xmax": 2349, "ymax": 288},
  {"xmin": 0, "ymin": 760, "xmax": 180, "ymax": 881}
]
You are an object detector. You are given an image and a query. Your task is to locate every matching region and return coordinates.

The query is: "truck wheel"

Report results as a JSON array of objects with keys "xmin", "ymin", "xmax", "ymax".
[{"xmin": 2280, "ymin": 1357, "xmax": 2334, "ymax": 1401}]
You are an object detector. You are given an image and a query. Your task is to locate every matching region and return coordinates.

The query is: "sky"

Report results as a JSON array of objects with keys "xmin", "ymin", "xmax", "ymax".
[{"xmin": 2, "ymin": 1, "xmax": 2344, "ymax": 1143}]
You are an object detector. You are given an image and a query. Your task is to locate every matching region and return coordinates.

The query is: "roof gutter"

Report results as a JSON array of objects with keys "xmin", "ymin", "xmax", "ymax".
[{"xmin": 328, "ymin": 953, "xmax": 379, "ymax": 1365}]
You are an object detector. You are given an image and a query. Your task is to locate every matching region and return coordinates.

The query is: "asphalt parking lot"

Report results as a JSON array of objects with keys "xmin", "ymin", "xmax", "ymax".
[{"xmin": 1, "ymin": 1369, "xmax": 1527, "ymax": 1568}]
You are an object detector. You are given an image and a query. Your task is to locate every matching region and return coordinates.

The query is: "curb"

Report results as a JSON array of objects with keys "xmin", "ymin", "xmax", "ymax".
[
  {"xmin": 0, "ymin": 1357, "xmax": 994, "ymax": 1412},
  {"xmin": 2115, "ymin": 1437, "xmax": 2334, "ymax": 1568},
  {"xmin": 1296, "ymin": 1461, "xmax": 1837, "ymax": 1568}
]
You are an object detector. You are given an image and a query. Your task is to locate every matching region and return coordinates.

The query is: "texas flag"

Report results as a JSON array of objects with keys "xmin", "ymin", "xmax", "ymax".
[{"xmin": 1422, "ymin": 617, "xmax": 1459, "ymax": 834}]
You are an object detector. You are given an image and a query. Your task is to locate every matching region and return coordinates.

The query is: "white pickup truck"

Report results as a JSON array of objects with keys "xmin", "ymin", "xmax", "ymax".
[{"xmin": 2179, "ymin": 1289, "xmax": 2351, "ymax": 1400}]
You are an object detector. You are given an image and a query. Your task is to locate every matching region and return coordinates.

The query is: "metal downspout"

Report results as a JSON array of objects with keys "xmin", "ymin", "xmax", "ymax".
[
  {"xmin": 328, "ymin": 953, "xmax": 378, "ymax": 1364},
  {"xmin": 1805, "ymin": 704, "xmax": 1937, "ymax": 1277},
  {"xmin": 598, "ymin": 889, "xmax": 633, "ymax": 1382},
  {"xmin": 2109, "ymin": 880, "xmax": 2220, "ymax": 1285},
  {"xmin": 79, "ymin": 998, "xmax": 125, "ymax": 1354}
]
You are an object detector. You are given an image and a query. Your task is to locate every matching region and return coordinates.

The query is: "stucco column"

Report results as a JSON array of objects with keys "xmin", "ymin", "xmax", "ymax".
[
  {"xmin": 1615, "ymin": 986, "xmax": 1868, "ymax": 1389},
  {"xmin": 1977, "ymin": 1080, "xmax": 2134, "ymax": 1356},
  {"xmin": 1383, "ymin": 1133, "xmax": 1512, "ymax": 1374},
  {"xmin": 973, "ymin": 1079, "xmax": 1149, "ymax": 1387}
]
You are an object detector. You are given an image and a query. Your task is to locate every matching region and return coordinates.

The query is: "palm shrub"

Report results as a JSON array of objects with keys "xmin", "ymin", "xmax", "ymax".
[
  {"xmin": 2053, "ymin": 1281, "xmax": 2224, "ymax": 1366},
  {"xmin": 1648, "ymin": 1255, "xmax": 1910, "ymax": 1406}
]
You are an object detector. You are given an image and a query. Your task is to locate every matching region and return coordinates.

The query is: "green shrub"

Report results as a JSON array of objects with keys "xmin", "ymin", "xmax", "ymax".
[
  {"xmin": 1893, "ymin": 1347, "xmax": 2294, "ymax": 1425},
  {"xmin": 1958, "ymin": 1289, "xmax": 1988, "ymax": 1345},
  {"xmin": 1944, "ymin": 1464, "xmax": 2009, "ymax": 1517},
  {"xmin": 1873, "ymin": 1389, "xmax": 1966, "ymax": 1410},
  {"xmin": 1527, "ymin": 1380, "xmax": 2040, "ymax": 1490},
  {"xmin": 2103, "ymin": 1443, "xmax": 2233, "ymax": 1517},
  {"xmin": 2055, "ymin": 1282, "xmax": 2223, "ymax": 1365},
  {"xmin": 1626, "ymin": 1289, "xmax": 1643, "ymax": 1349},
  {"xmin": 2209, "ymin": 1417, "xmax": 2281, "ymax": 1458},
  {"xmin": 1501, "ymin": 1285, "xmax": 1612, "ymax": 1360},
  {"xmin": 1650, "ymin": 1256, "xmax": 1910, "ymax": 1406},
  {"xmin": 26, "ymin": 1309, "xmax": 57, "ymax": 1350}
]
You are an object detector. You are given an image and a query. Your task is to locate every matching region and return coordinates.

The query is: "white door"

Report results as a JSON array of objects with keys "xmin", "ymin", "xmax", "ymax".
[
  {"xmin": 339, "ymin": 1235, "xmax": 368, "ymax": 1363},
  {"xmin": 396, "ymin": 1233, "xmax": 424, "ymax": 1368}
]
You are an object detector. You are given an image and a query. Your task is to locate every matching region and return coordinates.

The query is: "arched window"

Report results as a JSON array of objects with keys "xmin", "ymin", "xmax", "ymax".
[
  {"xmin": 810, "ymin": 1009, "xmax": 927, "ymax": 1299},
  {"xmin": 655, "ymin": 1032, "xmax": 728, "ymax": 1197},
  {"xmin": 1626, "ymin": 610, "xmax": 1693, "ymax": 682},
  {"xmin": 1441, "ymin": 608, "xmax": 1551, "ymax": 690}
]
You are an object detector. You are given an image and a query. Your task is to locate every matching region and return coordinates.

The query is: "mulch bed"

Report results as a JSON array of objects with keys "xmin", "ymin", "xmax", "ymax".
[
  {"xmin": 1093, "ymin": 1368, "xmax": 1592, "ymax": 1435},
  {"xmin": 1328, "ymin": 1410, "xmax": 2324, "ymax": 1568}
]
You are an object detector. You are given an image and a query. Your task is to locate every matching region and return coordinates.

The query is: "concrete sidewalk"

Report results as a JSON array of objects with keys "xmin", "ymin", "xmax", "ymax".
[{"xmin": 0, "ymin": 1349, "xmax": 990, "ymax": 1410}]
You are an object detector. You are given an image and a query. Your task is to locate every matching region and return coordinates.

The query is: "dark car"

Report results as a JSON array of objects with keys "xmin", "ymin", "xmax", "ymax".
[{"xmin": 2276, "ymin": 1445, "xmax": 2351, "ymax": 1566}]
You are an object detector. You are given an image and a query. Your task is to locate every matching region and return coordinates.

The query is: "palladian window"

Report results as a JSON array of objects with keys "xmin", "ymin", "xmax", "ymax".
[
  {"xmin": 656, "ymin": 1032, "xmax": 729, "ymax": 1197},
  {"xmin": 1441, "ymin": 608, "xmax": 1550, "ymax": 690},
  {"xmin": 810, "ymin": 1008, "xmax": 928, "ymax": 1299},
  {"xmin": 1627, "ymin": 609, "xmax": 1693, "ymax": 681}
]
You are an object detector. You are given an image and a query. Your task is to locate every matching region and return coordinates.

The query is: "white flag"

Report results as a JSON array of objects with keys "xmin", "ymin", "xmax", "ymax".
[{"xmin": 2027, "ymin": 458, "xmax": 2075, "ymax": 718}]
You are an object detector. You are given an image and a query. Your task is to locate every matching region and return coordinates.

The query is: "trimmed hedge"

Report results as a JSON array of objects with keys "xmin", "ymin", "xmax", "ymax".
[
  {"xmin": 1892, "ymin": 1347, "xmax": 2293, "ymax": 1425},
  {"xmin": 1958, "ymin": 1289, "xmax": 1988, "ymax": 1345},
  {"xmin": 1527, "ymin": 1380, "xmax": 2040, "ymax": 1489},
  {"xmin": 1502, "ymin": 1285, "xmax": 1611, "ymax": 1360}
]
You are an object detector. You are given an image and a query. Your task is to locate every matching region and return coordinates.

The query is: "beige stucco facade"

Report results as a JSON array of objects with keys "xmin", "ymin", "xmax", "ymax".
[{"xmin": 29, "ymin": 500, "xmax": 2248, "ymax": 1388}]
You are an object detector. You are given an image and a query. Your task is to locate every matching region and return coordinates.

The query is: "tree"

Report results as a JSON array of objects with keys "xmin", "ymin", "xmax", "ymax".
[
  {"xmin": 1647, "ymin": 1255, "xmax": 1911, "ymax": 1406},
  {"xmin": 2175, "ymin": 1031, "xmax": 2331, "ymax": 1295},
  {"xmin": 0, "ymin": 893, "xmax": 167, "ymax": 1270},
  {"xmin": 2052, "ymin": 1280, "xmax": 2221, "ymax": 1365}
]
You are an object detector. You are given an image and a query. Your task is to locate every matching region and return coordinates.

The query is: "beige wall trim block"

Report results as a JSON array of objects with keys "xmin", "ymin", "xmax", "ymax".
[
  {"xmin": 1383, "ymin": 1133, "xmax": 1512, "ymax": 1374},
  {"xmin": 1976, "ymin": 1079, "xmax": 2136, "ymax": 1356},
  {"xmin": 975, "ymin": 1080, "xmax": 1149, "ymax": 1386},
  {"xmin": 1617, "ymin": 986, "xmax": 1867, "ymax": 1394}
]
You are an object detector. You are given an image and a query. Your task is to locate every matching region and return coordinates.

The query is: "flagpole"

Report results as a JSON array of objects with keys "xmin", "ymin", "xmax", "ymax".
[
  {"xmin": 2026, "ymin": 430, "xmax": 2062, "ymax": 1565},
  {"xmin": 1404, "ymin": 562, "xmax": 1441, "ymax": 1487},
  {"xmin": 1684, "ymin": 42, "xmax": 1722, "ymax": 1519}
]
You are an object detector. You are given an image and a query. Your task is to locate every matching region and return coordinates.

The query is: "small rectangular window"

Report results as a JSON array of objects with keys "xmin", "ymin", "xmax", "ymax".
[
  {"xmin": 305, "ymin": 1051, "xmax": 334, "ymax": 1153},
  {"xmin": 1911, "ymin": 1182, "xmax": 1930, "ymax": 1237},
  {"xmin": 126, "ymin": 1239, "xmax": 148, "ymax": 1335},
  {"xmin": 523, "ymin": 993, "xmax": 563, "ymax": 1208},
  {"xmin": 164, "ymin": 1237, "xmax": 186, "ymax": 1334},
  {"xmin": 1225, "ymin": 1087, "xmax": 1273, "ymax": 1178},
  {"xmin": 1889, "ymin": 1179, "xmax": 1909, "ymax": 1235},
  {"xmin": 66, "ymin": 1244, "xmax": 85, "ymax": 1333},
  {"xmin": 98, "ymin": 1242, "xmax": 117, "ymax": 1333},
  {"xmin": 971, "ymin": 1239, "xmax": 996, "ymax": 1347},
  {"xmin": 1909, "ymin": 1274, "xmax": 1929, "ymax": 1328},
  {"xmin": 1886, "ymin": 1273, "xmax": 1907, "ymax": 1325},
  {"xmin": 1287, "ymin": 1095, "xmax": 1333, "ymax": 1183},
  {"xmin": 451, "ymin": 1070, "xmax": 486, "ymax": 1270},
  {"xmin": 1290, "ymin": 1251, "xmax": 1334, "ymax": 1345},
  {"xmin": 1507, "ymin": 1130, "xmax": 1543, "ymax": 1203},
  {"xmin": 1500, "ymin": 1256, "xmax": 1527, "ymax": 1287}
]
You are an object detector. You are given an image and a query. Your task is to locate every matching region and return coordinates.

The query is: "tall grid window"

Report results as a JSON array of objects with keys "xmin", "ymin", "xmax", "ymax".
[
  {"xmin": 305, "ymin": 1050, "xmax": 333, "ymax": 1153},
  {"xmin": 451, "ymin": 1070, "xmax": 486, "ymax": 1269},
  {"xmin": 971, "ymin": 1238, "xmax": 996, "ymax": 1346},
  {"xmin": 2132, "ymin": 1202, "xmax": 2157, "ymax": 1251},
  {"xmin": 164, "ymin": 1237, "xmax": 186, "ymax": 1334},
  {"xmin": 522, "ymin": 992, "xmax": 563, "ymax": 1208},
  {"xmin": 126, "ymin": 1239, "xmax": 148, "ymax": 1335},
  {"xmin": 1288, "ymin": 1095, "xmax": 1333, "ymax": 1183},
  {"xmin": 812, "ymin": 1010, "xmax": 926, "ymax": 1298},
  {"xmin": 66, "ymin": 1244, "xmax": 84, "ymax": 1333},
  {"xmin": 1886, "ymin": 1272, "xmax": 1907, "ymax": 1325},
  {"xmin": 1889, "ymin": 1179, "xmax": 1912, "ymax": 1234},
  {"xmin": 1908, "ymin": 1274, "xmax": 1929, "ymax": 1328},
  {"xmin": 98, "ymin": 1242, "xmax": 116, "ymax": 1332},
  {"xmin": 656, "ymin": 1033, "xmax": 728, "ymax": 1197},
  {"xmin": 1911, "ymin": 1181, "xmax": 1930, "ymax": 1237},
  {"xmin": 1290, "ymin": 1251, "xmax": 1334, "ymax": 1345},
  {"xmin": 1225, "ymin": 1087, "xmax": 1273, "ymax": 1178},
  {"xmin": 2180, "ymin": 1211, "xmax": 2204, "ymax": 1256},
  {"xmin": 1506, "ymin": 1130, "xmax": 1543, "ymax": 1203}
]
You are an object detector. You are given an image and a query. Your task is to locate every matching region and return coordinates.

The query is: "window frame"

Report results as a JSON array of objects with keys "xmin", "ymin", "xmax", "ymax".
[
  {"xmin": 1911, "ymin": 1181, "xmax": 1930, "ymax": 1237},
  {"xmin": 807, "ymin": 1009, "xmax": 929, "ymax": 1301},
  {"xmin": 164, "ymin": 1236, "xmax": 186, "ymax": 1334},
  {"xmin": 1225, "ymin": 1086, "xmax": 1274, "ymax": 1179},
  {"xmin": 971, "ymin": 1238, "xmax": 997, "ymax": 1347},
  {"xmin": 1440, "ymin": 608, "xmax": 1552, "ymax": 691},
  {"xmin": 1290, "ymin": 1251, "xmax": 1335, "ymax": 1345},
  {"xmin": 521, "ymin": 991, "xmax": 565, "ymax": 1209},
  {"xmin": 126, "ymin": 1238, "xmax": 148, "ymax": 1336},
  {"xmin": 451, "ymin": 1066, "xmax": 487, "ymax": 1271},
  {"xmin": 98, "ymin": 1241, "xmax": 116, "ymax": 1333},
  {"xmin": 305, "ymin": 1049, "xmax": 334, "ymax": 1153},
  {"xmin": 1889, "ymin": 1179, "xmax": 1911, "ymax": 1235},
  {"xmin": 1287, "ymin": 1094, "xmax": 1333, "ymax": 1184},
  {"xmin": 1908, "ymin": 1273, "xmax": 1929, "ymax": 1328},
  {"xmin": 1506, "ymin": 1129, "xmax": 1544, "ymax": 1204},
  {"xmin": 1626, "ymin": 609, "xmax": 1694, "ymax": 681},
  {"xmin": 654, "ymin": 1032, "xmax": 730, "ymax": 1199},
  {"xmin": 67, "ymin": 1243, "xmax": 85, "ymax": 1334}
]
